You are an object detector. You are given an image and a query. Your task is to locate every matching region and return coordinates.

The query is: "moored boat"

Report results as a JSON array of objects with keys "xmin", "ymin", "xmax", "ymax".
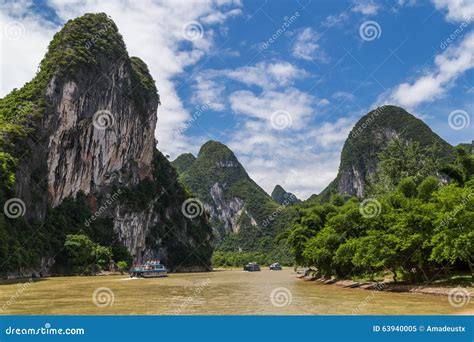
[
  {"xmin": 269, "ymin": 262, "xmax": 282, "ymax": 271},
  {"xmin": 129, "ymin": 260, "xmax": 168, "ymax": 278},
  {"xmin": 243, "ymin": 262, "xmax": 261, "ymax": 272}
]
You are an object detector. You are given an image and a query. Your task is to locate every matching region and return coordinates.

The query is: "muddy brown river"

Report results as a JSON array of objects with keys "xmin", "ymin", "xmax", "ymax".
[{"xmin": 0, "ymin": 269, "xmax": 471, "ymax": 315}]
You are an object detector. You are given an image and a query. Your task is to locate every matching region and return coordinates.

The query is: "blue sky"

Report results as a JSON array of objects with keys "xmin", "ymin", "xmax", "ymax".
[{"xmin": 1, "ymin": 0, "xmax": 473, "ymax": 199}]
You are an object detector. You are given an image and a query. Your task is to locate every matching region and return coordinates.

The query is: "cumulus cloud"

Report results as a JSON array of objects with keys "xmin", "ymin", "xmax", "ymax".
[
  {"xmin": 432, "ymin": 0, "xmax": 474, "ymax": 22},
  {"xmin": 351, "ymin": 1, "xmax": 381, "ymax": 15},
  {"xmin": 0, "ymin": 0, "xmax": 242, "ymax": 158},
  {"xmin": 229, "ymin": 88, "xmax": 315, "ymax": 130},
  {"xmin": 191, "ymin": 60, "xmax": 308, "ymax": 111},
  {"xmin": 223, "ymin": 61, "xmax": 308, "ymax": 89},
  {"xmin": 387, "ymin": 31, "xmax": 474, "ymax": 108},
  {"xmin": 226, "ymin": 116, "xmax": 354, "ymax": 199},
  {"xmin": 291, "ymin": 27, "xmax": 328, "ymax": 62}
]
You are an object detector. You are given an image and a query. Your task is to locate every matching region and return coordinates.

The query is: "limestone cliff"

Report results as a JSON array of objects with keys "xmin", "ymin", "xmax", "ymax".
[
  {"xmin": 0, "ymin": 13, "xmax": 212, "ymax": 277},
  {"xmin": 318, "ymin": 105, "xmax": 453, "ymax": 200}
]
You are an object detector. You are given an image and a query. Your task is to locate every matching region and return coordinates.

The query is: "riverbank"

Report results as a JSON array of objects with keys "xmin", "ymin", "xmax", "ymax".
[{"xmin": 298, "ymin": 274, "xmax": 474, "ymax": 298}]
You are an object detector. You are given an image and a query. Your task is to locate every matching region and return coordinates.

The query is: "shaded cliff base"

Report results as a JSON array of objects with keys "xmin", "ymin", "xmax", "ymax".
[{"xmin": 297, "ymin": 272, "xmax": 473, "ymax": 298}]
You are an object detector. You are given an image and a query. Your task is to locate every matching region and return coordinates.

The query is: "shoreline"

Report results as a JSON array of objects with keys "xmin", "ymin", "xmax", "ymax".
[{"xmin": 297, "ymin": 274, "xmax": 474, "ymax": 298}]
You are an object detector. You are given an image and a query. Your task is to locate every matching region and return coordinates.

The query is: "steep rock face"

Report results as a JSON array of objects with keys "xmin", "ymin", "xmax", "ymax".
[
  {"xmin": 205, "ymin": 182, "xmax": 257, "ymax": 234},
  {"xmin": 173, "ymin": 141, "xmax": 263, "ymax": 236},
  {"xmin": 0, "ymin": 13, "xmax": 212, "ymax": 275},
  {"xmin": 44, "ymin": 60, "xmax": 156, "ymax": 207},
  {"xmin": 319, "ymin": 105, "xmax": 453, "ymax": 199},
  {"xmin": 172, "ymin": 141, "xmax": 296, "ymax": 265}
]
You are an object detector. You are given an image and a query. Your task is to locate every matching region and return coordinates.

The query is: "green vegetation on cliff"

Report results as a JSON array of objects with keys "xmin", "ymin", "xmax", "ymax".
[
  {"xmin": 284, "ymin": 142, "xmax": 474, "ymax": 282},
  {"xmin": 317, "ymin": 105, "xmax": 454, "ymax": 201},
  {"xmin": 173, "ymin": 141, "xmax": 296, "ymax": 266}
]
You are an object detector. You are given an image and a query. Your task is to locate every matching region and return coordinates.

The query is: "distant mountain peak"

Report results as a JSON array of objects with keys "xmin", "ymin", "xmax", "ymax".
[
  {"xmin": 271, "ymin": 185, "xmax": 300, "ymax": 205},
  {"xmin": 318, "ymin": 105, "xmax": 453, "ymax": 200}
]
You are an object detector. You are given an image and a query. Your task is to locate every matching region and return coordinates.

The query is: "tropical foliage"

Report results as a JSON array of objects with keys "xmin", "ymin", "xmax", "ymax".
[{"xmin": 283, "ymin": 142, "xmax": 474, "ymax": 281}]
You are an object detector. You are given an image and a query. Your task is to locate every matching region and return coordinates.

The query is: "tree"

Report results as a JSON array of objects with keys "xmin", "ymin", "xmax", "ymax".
[
  {"xmin": 398, "ymin": 177, "xmax": 417, "ymax": 198},
  {"xmin": 116, "ymin": 260, "xmax": 128, "ymax": 274},
  {"xmin": 92, "ymin": 244, "xmax": 112, "ymax": 270},
  {"xmin": 430, "ymin": 185, "xmax": 474, "ymax": 278},
  {"xmin": 64, "ymin": 234, "xmax": 95, "ymax": 273},
  {"xmin": 417, "ymin": 176, "xmax": 439, "ymax": 202}
]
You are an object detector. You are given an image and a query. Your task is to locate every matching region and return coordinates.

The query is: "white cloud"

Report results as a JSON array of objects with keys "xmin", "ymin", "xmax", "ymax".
[
  {"xmin": 291, "ymin": 27, "xmax": 328, "ymax": 62},
  {"xmin": 201, "ymin": 8, "xmax": 242, "ymax": 24},
  {"xmin": 387, "ymin": 31, "xmax": 474, "ymax": 108},
  {"xmin": 229, "ymin": 88, "xmax": 315, "ymax": 129},
  {"xmin": 318, "ymin": 98, "xmax": 330, "ymax": 106},
  {"xmin": 351, "ymin": 1, "xmax": 381, "ymax": 15},
  {"xmin": 0, "ymin": 1, "xmax": 57, "ymax": 95},
  {"xmin": 321, "ymin": 12, "xmax": 350, "ymax": 28},
  {"xmin": 227, "ymin": 116, "xmax": 354, "ymax": 199},
  {"xmin": 191, "ymin": 60, "xmax": 308, "ymax": 111},
  {"xmin": 0, "ymin": 0, "xmax": 242, "ymax": 158},
  {"xmin": 432, "ymin": 0, "xmax": 474, "ymax": 22},
  {"xmin": 192, "ymin": 75, "xmax": 226, "ymax": 111},
  {"xmin": 333, "ymin": 91, "xmax": 356, "ymax": 102},
  {"xmin": 224, "ymin": 61, "xmax": 307, "ymax": 89}
]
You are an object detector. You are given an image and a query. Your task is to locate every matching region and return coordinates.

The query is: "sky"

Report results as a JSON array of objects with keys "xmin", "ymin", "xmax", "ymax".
[{"xmin": 0, "ymin": 0, "xmax": 473, "ymax": 200}]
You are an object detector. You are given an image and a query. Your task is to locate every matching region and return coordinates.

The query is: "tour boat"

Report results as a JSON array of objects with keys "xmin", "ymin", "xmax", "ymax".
[
  {"xmin": 269, "ymin": 262, "xmax": 282, "ymax": 271},
  {"xmin": 243, "ymin": 262, "xmax": 261, "ymax": 272},
  {"xmin": 129, "ymin": 260, "xmax": 168, "ymax": 278}
]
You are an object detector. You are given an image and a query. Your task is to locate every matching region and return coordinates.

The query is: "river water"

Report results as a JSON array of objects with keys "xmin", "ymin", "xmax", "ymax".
[{"xmin": 0, "ymin": 269, "xmax": 470, "ymax": 315}]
